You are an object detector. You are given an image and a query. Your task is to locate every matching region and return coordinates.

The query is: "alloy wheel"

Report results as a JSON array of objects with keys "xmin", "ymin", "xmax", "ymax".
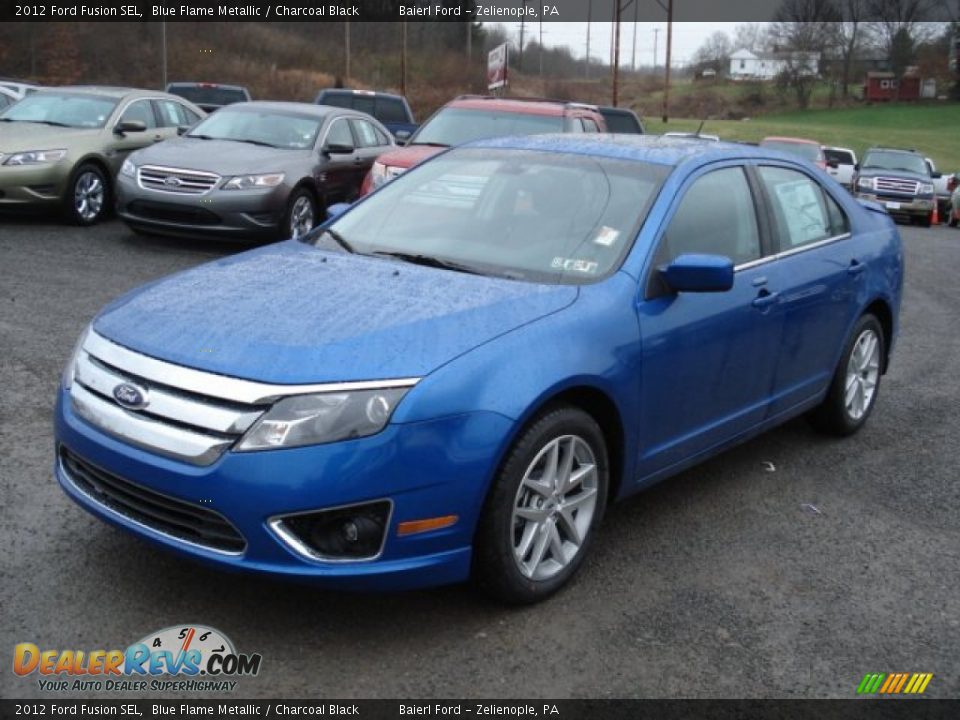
[
  {"xmin": 844, "ymin": 328, "xmax": 881, "ymax": 421},
  {"xmin": 288, "ymin": 195, "xmax": 315, "ymax": 239},
  {"xmin": 74, "ymin": 171, "xmax": 104, "ymax": 222},
  {"xmin": 511, "ymin": 435, "xmax": 599, "ymax": 581}
]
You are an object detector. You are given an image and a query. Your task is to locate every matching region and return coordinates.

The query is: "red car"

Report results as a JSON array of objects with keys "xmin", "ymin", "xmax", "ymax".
[
  {"xmin": 759, "ymin": 136, "xmax": 828, "ymax": 170},
  {"xmin": 360, "ymin": 95, "xmax": 606, "ymax": 195}
]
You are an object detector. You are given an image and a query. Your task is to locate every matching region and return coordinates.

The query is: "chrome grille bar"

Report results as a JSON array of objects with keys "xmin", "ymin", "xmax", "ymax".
[
  {"xmin": 874, "ymin": 176, "xmax": 920, "ymax": 194},
  {"xmin": 137, "ymin": 165, "xmax": 220, "ymax": 195}
]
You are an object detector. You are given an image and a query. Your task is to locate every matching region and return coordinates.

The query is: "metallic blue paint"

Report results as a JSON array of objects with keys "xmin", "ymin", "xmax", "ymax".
[{"xmin": 55, "ymin": 135, "xmax": 903, "ymax": 590}]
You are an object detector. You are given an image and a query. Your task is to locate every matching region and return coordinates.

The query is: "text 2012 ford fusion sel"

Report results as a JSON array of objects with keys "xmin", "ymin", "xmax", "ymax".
[{"xmin": 54, "ymin": 135, "xmax": 903, "ymax": 603}]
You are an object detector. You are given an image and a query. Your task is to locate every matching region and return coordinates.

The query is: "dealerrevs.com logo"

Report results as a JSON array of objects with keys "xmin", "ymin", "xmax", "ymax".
[{"xmin": 13, "ymin": 625, "xmax": 262, "ymax": 693}]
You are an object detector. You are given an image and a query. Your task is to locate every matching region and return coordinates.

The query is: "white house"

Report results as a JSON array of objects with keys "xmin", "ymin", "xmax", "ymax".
[{"xmin": 729, "ymin": 49, "xmax": 820, "ymax": 80}]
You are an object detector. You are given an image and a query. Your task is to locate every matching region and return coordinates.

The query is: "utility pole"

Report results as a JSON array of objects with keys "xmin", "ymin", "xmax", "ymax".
[
  {"xmin": 653, "ymin": 28, "xmax": 659, "ymax": 72},
  {"xmin": 662, "ymin": 0, "xmax": 672, "ymax": 122},
  {"xmin": 345, "ymin": 21, "xmax": 351, "ymax": 82},
  {"xmin": 161, "ymin": 22, "xmax": 167, "ymax": 90},
  {"xmin": 631, "ymin": 1, "xmax": 638, "ymax": 72},
  {"xmin": 539, "ymin": 21, "xmax": 544, "ymax": 83},
  {"xmin": 466, "ymin": 21, "xmax": 472, "ymax": 63},
  {"xmin": 612, "ymin": 2, "xmax": 622, "ymax": 105},
  {"xmin": 401, "ymin": 22, "xmax": 407, "ymax": 95},
  {"xmin": 585, "ymin": 0, "xmax": 592, "ymax": 79},
  {"xmin": 519, "ymin": 13, "xmax": 526, "ymax": 71}
]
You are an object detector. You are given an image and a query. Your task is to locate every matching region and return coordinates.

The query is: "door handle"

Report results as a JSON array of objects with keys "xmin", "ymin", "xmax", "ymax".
[
  {"xmin": 752, "ymin": 289, "xmax": 780, "ymax": 309},
  {"xmin": 847, "ymin": 259, "xmax": 866, "ymax": 276}
]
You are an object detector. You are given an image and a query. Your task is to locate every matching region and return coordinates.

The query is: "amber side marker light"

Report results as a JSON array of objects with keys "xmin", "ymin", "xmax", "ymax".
[{"xmin": 397, "ymin": 515, "xmax": 459, "ymax": 537}]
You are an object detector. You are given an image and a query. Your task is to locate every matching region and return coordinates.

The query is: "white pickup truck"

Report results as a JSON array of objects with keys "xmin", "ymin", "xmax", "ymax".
[
  {"xmin": 925, "ymin": 158, "xmax": 952, "ymax": 218},
  {"xmin": 824, "ymin": 147, "xmax": 857, "ymax": 190}
]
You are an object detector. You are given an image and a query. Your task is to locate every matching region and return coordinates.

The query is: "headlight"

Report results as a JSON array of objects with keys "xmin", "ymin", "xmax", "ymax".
[
  {"xmin": 120, "ymin": 158, "xmax": 136, "ymax": 178},
  {"xmin": 856, "ymin": 177, "xmax": 874, "ymax": 191},
  {"xmin": 61, "ymin": 326, "xmax": 90, "ymax": 389},
  {"xmin": 236, "ymin": 387, "xmax": 411, "ymax": 451},
  {"xmin": 918, "ymin": 183, "xmax": 934, "ymax": 195},
  {"xmin": 369, "ymin": 162, "xmax": 404, "ymax": 190},
  {"xmin": 222, "ymin": 173, "xmax": 285, "ymax": 190},
  {"xmin": 3, "ymin": 149, "xmax": 67, "ymax": 166}
]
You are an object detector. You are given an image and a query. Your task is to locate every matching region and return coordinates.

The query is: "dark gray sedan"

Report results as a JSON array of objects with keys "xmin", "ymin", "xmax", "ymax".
[{"xmin": 115, "ymin": 102, "xmax": 394, "ymax": 240}]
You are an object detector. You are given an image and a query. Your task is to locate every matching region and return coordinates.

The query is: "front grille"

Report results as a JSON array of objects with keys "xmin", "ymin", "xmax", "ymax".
[
  {"xmin": 874, "ymin": 176, "xmax": 920, "ymax": 195},
  {"xmin": 70, "ymin": 330, "xmax": 265, "ymax": 466},
  {"xmin": 137, "ymin": 165, "xmax": 220, "ymax": 195},
  {"xmin": 60, "ymin": 446, "xmax": 246, "ymax": 553},
  {"xmin": 127, "ymin": 200, "xmax": 221, "ymax": 225}
]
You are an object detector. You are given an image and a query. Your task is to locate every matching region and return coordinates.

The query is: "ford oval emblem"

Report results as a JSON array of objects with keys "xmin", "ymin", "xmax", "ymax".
[
  {"xmin": 113, "ymin": 382, "xmax": 148, "ymax": 410},
  {"xmin": 164, "ymin": 176, "xmax": 182, "ymax": 187}
]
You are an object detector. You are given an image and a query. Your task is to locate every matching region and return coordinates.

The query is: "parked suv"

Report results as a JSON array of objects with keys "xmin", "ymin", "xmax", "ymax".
[
  {"xmin": 166, "ymin": 82, "xmax": 251, "ymax": 113},
  {"xmin": 855, "ymin": 147, "xmax": 936, "ymax": 226},
  {"xmin": 314, "ymin": 88, "xmax": 417, "ymax": 140},
  {"xmin": 361, "ymin": 95, "xmax": 606, "ymax": 195},
  {"xmin": 115, "ymin": 102, "xmax": 393, "ymax": 240}
]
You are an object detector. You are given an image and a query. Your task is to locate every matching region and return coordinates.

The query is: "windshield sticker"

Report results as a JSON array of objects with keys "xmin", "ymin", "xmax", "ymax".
[
  {"xmin": 551, "ymin": 257, "xmax": 600, "ymax": 274},
  {"xmin": 593, "ymin": 226, "xmax": 620, "ymax": 247}
]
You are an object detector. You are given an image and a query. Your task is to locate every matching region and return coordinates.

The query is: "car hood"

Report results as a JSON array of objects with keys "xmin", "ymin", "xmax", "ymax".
[
  {"xmin": 130, "ymin": 137, "xmax": 310, "ymax": 174},
  {"xmin": 859, "ymin": 168, "xmax": 930, "ymax": 183},
  {"xmin": 92, "ymin": 241, "xmax": 578, "ymax": 384},
  {"xmin": 377, "ymin": 144, "xmax": 446, "ymax": 170},
  {"xmin": 0, "ymin": 122, "xmax": 101, "ymax": 152}
]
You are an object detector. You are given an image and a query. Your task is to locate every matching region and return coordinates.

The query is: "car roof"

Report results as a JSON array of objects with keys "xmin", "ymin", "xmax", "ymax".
[
  {"xmin": 220, "ymin": 100, "xmax": 365, "ymax": 119},
  {"xmin": 445, "ymin": 96, "xmax": 596, "ymax": 117},
  {"xmin": 317, "ymin": 88, "xmax": 406, "ymax": 101},
  {"xmin": 865, "ymin": 146, "xmax": 920, "ymax": 155},
  {"xmin": 167, "ymin": 82, "xmax": 248, "ymax": 90},
  {"xmin": 41, "ymin": 86, "xmax": 157, "ymax": 99},
  {"xmin": 761, "ymin": 136, "xmax": 819, "ymax": 145},
  {"xmin": 466, "ymin": 133, "xmax": 811, "ymax": 168}
]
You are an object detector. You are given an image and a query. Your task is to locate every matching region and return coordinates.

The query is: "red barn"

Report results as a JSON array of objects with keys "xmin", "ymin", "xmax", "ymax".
[{"xmin": 864, "ymin": 71, "xmax": 922, "ymax": 101}]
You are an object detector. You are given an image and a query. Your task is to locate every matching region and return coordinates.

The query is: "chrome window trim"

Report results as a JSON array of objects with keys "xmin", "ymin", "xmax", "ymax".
[
  {"xmin": 734, "ymin": 232, "xmax": 852, "ymax": 272},
  {"xmin": 70, "ymin": 382, "xmax": 232, "ymax": 466},
  {"xmin": 83, "ymin": 330, "xmax": 420, "ymax": 405},
  {"xmin": 267, "ymin": 499, "xmax": 394, "ymax": 564},
  {"xmin": 58, "ymin": 452, "xmax": 245, "ymax": 557}
]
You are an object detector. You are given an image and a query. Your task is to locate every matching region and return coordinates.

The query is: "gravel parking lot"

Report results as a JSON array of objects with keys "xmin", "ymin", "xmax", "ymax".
[{"xmin": 1, "ymin": 217, "xmax": 958, "ymax": 699}]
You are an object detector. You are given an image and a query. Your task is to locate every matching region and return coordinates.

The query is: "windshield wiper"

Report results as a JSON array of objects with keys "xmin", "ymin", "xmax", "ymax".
[
  {"xmin": 410, "ymin": 141, "xmax": 449, "ymax": 148},
  {"xmin": 372, "ymin": 250, "xmax": 482, "ymax": 275},
  {"xmin": 0, "ymin": 118, "xmax": 70, "ymax": 127},
  {"xmin": 234, "ymin": 138, "xmax": 278, "ymax": 148},
  {"xmin": 318, "ymin": 228, "xmax": 356, "ymax": 254},
  {"xmin": 186, "ymin": 133, "xmax": 216, "ymax": 140}
]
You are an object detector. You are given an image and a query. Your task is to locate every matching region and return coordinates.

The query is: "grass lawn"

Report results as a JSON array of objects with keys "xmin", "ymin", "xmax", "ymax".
[{"xmin": 645, "ymin": 103, "xmax": 960, "ymax": 171}]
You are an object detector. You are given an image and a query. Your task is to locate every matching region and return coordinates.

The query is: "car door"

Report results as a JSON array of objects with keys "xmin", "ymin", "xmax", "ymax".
[
  {"xmin": 636, "ymin": 164, "xmax": 782, "ymax": 478},
  {"xmin": 105, "ymin": 99, "xmax": 162, "ymax": 173},
  {"xmin": 754, "ymin": 164, "xmax": 861, "ymax": 416},
  {"xmin": 348, "ymin": 117, "xmax": 390, "ymax": 177},
  {"xmin": 318, "ymin": 116, "xmax": 359, "ymax": 203}
]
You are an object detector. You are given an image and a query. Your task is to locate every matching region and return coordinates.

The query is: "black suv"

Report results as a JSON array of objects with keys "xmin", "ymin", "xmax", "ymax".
[
  {"xmin": 166, "ymin": 82, "xmax": 252, "ymax": 113},
  {"xmin": 855, "ymin": 147, "xmax": 938, "ymax": 227},
  {"xmin": 314, "ymin": 89, "xmax": 417, "ymax": 140}
]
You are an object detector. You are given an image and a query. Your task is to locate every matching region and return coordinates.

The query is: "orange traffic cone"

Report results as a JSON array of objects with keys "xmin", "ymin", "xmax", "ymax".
[{"xmin": 931, "ymin": 202, "xmax": 939, "ymax": 225}]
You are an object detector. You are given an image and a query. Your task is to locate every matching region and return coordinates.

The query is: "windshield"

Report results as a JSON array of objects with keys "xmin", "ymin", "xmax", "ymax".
[
  {"xmin": 168, "ymin": 85, "xmax": 247, "ymax": 106},
  {"xmin": 188, "ymin": 108, "xmax": 320, "ymax": 149},
  {"xmin": 311, "ymin": 148, "xmax": 667, "ymax": 284},
  {"xmin": 862, "ymin": 151, "xmax": 929, "ymax": 176},
  {"xmin": 0, "ymin": 92, "xmax": 117, "ymax": 128},
  {"xmin": 411, "ymin": 108, "xmax": 564, "ymax": 147},
  {"xmin": 761, "ymin": 140, "xmax": 822, "ymax": 162}
]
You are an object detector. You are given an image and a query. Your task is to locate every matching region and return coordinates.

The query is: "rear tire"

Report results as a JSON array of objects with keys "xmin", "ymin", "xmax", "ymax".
[
  {"xmin": 808, "ymin": 314, "xmax": 885, "ymax": 437},
  {"xmin": 474, "ymin": 406, "xmax": 609, "ymax": 605},
  {"xmin": 65, "ymin": 163, "xmax": 110, "ymax": 226}
]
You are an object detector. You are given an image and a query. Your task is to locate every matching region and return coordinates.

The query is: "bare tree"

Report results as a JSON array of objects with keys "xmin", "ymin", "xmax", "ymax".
[
  {"xmin": 770, "ymin": 0, "xmax": 843, "ymax": 108},
  {"xmin": 692, "ymin": 30, "xmax": 733, "ymax": 74}
]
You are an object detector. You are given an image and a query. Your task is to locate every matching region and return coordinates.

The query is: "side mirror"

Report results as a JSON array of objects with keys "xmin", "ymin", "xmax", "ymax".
[
  {"xmin": 660, "ymin": 253, "xmax": 734, "ymax": 293},
  {"xmin": 326, "ymin": 202, "xmax": 351, "ymax": 220},
  {"xmin": 854, "ymin": 163, "xmax": 860, "ymax": 171},
  {"xmin": 176, "ymin": 125, "xmax": 190, "ymax": 136},
  {"xmin": 324, "ymin": 143, "xmax": 354, "ymax": 155},
  {"xmin": 115, "ymin": 120, "xmax": 147, "ymax": 135},
  {"xmin": 930, "ymin": 171, "xmax": 942, "ymax": 179}
]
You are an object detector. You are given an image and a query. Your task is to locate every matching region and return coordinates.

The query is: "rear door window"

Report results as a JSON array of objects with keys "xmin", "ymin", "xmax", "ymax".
[{"xmin": 758, "ymin": 166, "xmax": 841, "ymax": 249}]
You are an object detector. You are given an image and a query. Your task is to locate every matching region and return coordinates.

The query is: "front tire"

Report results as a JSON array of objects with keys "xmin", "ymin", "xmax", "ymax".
[
  {"xmin": 474, "ymin": 406, "xmax": 609, "ymax": 604},
  {"xmin": 808, "ymin": 314, "xmax": 885, "ymax": 436},
  {"xmin": 282, "ymin": 188, "xmax": 317, "ymax": 240},
  {"xmin": 65, "ymin": 164, "xmax": 109, "ymax": 226}
]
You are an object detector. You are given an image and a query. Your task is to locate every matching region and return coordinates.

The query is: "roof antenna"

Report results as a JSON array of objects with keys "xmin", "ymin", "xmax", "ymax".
[{"xmin": 695, "ymin": 118, "xmax": 707, "ymax": 137}]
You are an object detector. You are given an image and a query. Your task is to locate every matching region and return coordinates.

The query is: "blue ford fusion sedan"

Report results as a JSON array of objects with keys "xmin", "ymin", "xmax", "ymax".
[{"xmin": 55, "ymin": 135, "xmax": 903, "ymax": 603}]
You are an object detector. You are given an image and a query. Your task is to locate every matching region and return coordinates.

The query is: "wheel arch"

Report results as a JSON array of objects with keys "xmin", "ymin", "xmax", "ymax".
[{"xmin": 66, "ymin": 155, "xmax": 113, "ymax": 198}]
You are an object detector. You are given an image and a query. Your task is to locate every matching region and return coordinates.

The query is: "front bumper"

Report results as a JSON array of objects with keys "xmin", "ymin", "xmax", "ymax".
[
  {"xmin": 55, "ymin": 386, "xmax": 514, "ymax": 590},
  {"xmin": 115, "ymin": 173, "xmax": 288, "ymax": 239},
  {"xmin": 855, "ymin": 192, "xmax": 933, "ymax": 218},
  {"xmin": 0, "ymin": 163, "xmax": 69, "ymax": 207}
]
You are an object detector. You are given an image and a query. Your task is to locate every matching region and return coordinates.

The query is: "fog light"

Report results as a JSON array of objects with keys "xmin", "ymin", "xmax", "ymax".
[{"xmin": 270, "ymin": 500, "xmax": 391, "ymax": 561}]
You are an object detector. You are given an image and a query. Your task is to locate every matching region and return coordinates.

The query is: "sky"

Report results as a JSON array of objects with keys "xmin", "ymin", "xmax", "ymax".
[{"xmin": 495, "ymin": 22, "xmax": 753, "ymax": 68}]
